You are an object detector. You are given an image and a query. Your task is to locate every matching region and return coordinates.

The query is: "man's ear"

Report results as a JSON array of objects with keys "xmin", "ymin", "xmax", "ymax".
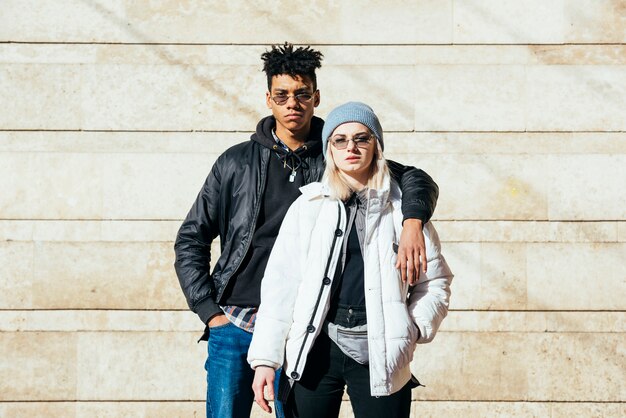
[
  {"xmin": 314, "ymin": 90, "xmax": 321, "ymax": 107},
  {"xmin": 266, "ymin": 91, "xmax": 272, "ymax": 109}
]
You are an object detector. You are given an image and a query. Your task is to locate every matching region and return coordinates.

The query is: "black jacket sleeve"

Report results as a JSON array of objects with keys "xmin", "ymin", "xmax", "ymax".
[
  {"xmin": 174, "ymin": 159, "xmax": 223, "ymax": 325},
  {"xmin": 387, "ymin": 159, "xmax": 439, "ymax": 224}
]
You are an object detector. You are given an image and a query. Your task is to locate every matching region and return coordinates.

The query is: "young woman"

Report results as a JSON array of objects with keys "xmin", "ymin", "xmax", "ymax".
[{"xmin": 248, "ymin": 102, "xmax": 453, "ymax": 418}]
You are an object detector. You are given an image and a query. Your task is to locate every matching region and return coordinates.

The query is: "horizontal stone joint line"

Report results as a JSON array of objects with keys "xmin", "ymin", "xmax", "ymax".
[
  {"xmin": 1, "ymin": 219, "xmax": 624, "ymax": 223},
  {"xmin": 0, "ymin": 308, "xmax": 189, "ymax": 312},
  {"xmin": 2, "ymin": 129, "xmax": 626, "ymax": 134},
  {"xmin": 0, "ymin": 399, "xmax": 622, "ymax": 404},
  {"xmin": 2, "ymin": 41, "xmax": 626, "ymax": 47},
  {"xmin": 1, "ymin": 308, "xmax": 624, "ymax": 313},
  {"xmin": 5, "ymin": 331, "xmax": 617, "ymax": 335},
  {"xmin": 450, "ymin": 309, "xmax": 626, "ymax": 313},
  {"xmin": 0, "ymin": 218, "xmax": 184, "ymax": 222}
]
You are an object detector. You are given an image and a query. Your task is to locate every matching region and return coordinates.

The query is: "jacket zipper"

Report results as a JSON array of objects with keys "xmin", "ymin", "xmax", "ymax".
[{"xmin": 291, "ymin": 201, "xmax": 344, "ymax": 377}]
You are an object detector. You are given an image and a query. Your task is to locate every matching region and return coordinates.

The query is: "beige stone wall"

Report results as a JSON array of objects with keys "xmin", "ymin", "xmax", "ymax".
[{"xmin": 1, "ymin": 1, "xmax": 624, "ymax": 417}]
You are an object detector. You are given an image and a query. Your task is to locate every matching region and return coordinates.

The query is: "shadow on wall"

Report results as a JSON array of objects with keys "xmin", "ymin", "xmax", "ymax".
[{"xmin": 81, "ymin": 0, "xmax": 268, "ymax": 126}]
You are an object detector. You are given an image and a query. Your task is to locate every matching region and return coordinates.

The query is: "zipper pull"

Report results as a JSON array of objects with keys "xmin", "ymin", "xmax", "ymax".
[{"xmin": 289, "ymin": 169, "xmax": 296, "ymax": 183}]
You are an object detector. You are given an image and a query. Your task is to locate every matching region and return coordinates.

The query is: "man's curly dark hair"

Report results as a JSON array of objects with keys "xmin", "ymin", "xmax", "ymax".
[{"xmin": 261, "ymin": 42, "xmax": 324, "ymax": 90}]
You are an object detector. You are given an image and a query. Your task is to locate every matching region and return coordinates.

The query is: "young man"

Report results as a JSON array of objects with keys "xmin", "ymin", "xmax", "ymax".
[{"xmin": 174, "ymin": 43, "xmax": 439, "ymax": 418}]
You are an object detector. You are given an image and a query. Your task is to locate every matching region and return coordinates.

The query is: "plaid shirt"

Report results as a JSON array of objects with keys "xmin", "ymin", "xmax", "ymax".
[{"xmin": 220, "ymin": 306, "xmax": 257, "ymax": 333}]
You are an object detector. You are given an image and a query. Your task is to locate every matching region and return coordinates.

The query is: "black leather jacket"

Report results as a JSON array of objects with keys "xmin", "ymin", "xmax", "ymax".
[{"xmin": 174, "ymin": 116, "xmax": 438, "ymax": 326}]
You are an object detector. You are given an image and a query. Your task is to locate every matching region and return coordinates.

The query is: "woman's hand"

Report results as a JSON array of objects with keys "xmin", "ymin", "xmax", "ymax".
[
  {"xmin": 252, "ymin": 366, "xmax": 276, "ymax": 413},
  {"xmin": 396, "ymin": 218, "xmax": 427, "ymax": 285}
]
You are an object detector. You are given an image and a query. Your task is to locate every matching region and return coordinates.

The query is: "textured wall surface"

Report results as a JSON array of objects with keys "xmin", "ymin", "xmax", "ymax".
[{"xmin": 1, "ymin": 1, "xmax": 625, "ymax": 417}]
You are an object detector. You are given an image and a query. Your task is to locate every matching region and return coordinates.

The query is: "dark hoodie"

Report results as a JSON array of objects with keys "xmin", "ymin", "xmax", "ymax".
[{"xmin": 219, "ymin": 116, "xmax": 324, "ymax": 307}]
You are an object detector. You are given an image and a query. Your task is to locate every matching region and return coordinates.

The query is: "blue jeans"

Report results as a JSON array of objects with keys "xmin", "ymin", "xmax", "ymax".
[{"xmin": 205, "ymin": 322, "xmax": 285, "ymax": 418}]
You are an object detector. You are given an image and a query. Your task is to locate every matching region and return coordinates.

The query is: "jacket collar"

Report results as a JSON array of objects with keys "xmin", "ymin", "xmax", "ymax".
[{"xmin": 299, "ymin": 172, "xmax": 396, "ymax": 211}]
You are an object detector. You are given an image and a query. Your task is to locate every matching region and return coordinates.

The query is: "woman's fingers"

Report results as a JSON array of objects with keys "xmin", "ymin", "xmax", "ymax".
[{"xmin": 252, "ymin": 367, "xmax": 275, "ymax": 414}]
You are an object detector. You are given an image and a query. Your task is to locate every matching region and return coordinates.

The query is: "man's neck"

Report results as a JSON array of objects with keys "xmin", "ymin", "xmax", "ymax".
[{"xmin": 275, "ymin": 125, "xmax": 309, "ymax": 151}]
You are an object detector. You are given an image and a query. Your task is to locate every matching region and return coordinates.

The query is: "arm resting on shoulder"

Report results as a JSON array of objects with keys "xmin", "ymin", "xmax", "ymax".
[{"xmin": 387, "ymin": 159, "xmax": 438, "ymax": 224}]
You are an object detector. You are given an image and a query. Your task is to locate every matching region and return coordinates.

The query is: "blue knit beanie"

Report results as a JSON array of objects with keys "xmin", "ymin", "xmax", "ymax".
[{"xmin": 321, "ymin": 102, "xmax": 383, "ymax": 157}]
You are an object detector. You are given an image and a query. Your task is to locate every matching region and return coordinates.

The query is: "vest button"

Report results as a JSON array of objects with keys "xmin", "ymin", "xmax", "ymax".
[
  {"xmin": 323, "ymin": 277, "xmax": 331, "ymax": 285},
  {"xmin": 306, "ymin": 325, "xmax": 315, "ymax": 333},
  {"xmin": 291, "ymin": 371, "xmax": 300, "ymax": 379},
  {"xmin": 335, "ymin": 229, "xmax": 343, "ymax": 236}
]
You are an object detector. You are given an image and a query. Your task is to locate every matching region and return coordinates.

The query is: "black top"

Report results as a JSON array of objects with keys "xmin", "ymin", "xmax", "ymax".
[
  {"xmin": 335, "ymin": 221, "xmax": 366, "ymax": 307},
  {"xmin": 220, "ymin": 144, "xmax": 306, "ymax": 306}
]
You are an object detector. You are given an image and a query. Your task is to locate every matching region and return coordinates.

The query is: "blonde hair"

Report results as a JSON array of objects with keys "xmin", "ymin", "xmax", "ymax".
[{"xmin": 322, "ymin": 135, "xmax": 389, "ymax": 201}]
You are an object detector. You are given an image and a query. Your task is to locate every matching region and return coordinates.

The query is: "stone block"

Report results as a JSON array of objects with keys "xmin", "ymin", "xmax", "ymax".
[
  {"xmin": 413, "ymin": 65, "xmax": 527, "ymax": 131},
  {"xmin": 546, "ymin": 154, "xmax": 626, "ymax": 221},
  {"xmin": 454, "ymin": 0, "xmax": 567, "ymax": 43},
  {"xmin": 0, "ymin": 64, "xmax": 82, "ymax": 129},
  {"xmin": 527, "ymin": 65, "xmax": 626, "ymax": 131},
  {"xmin": 0, "ymin": 153, "xmax": 105, "ymax": 219},
  {"xmin": 384, "ymin": 132, "xmax": 626, "ymax": 156},
  {"xmin": 317, "ymin": 66, "xmax": 416, "ymax": 131},
  {"xmin": 100, "ymin": 152, "xmax": 217, "ymax": 220},
  {"xmin": 412, "ymin": 401, "xmax": 625, "ymax": 417},
  {"xmin": 3, "ymin": 49, "xmax": 626, "ymax": 131},
  {"xmin": 0, "ymin": 241, "xmax": 186, "ymax": 310},
  {"xmin": 0, "ymin": 0, "xmax": 453, "ymax": 44},
  {"xmin": 527, "ymin": 243, "xmax": 626, "ymax": 310},
  {"xmin": 442, "ymin": 311, "xmax": 625, "ymax": 333},
  {"xmin": 414, "ymin": 154, "xmax": 550, "ymax": 221},
  {"xmin": 1, "ymin": 329, "xmax": 623, "ymax": 402},
  {"xmin": 2, "ymin": 240, "xmax": 623, "ymax": 311},
  {"xmin": 620, "ymin": 221, "xmax": 626, "ymax": 241},
  {"xmin": 75, "ymin": 402, "xmax": 204, "ymax": 418},
  {"xmin": 0, "ymin": 242, "xmax": 34, "ymax": 307},
  {"xmin": 0, "ymin": 403, "xmax": 76, "ymax": 418},
  {"xmin": 413, "ymin": 64, "xmax": 626, "ymax": 132},
  {"xmin": 446, "ymin": 243, "xmax": 529, "ymax": 310},
  {"xmin": 412, "ymin": 332, "xmax": 624, "ymax": 401},
  {"xmin": 561, "ymin": 0, "xmax": 626, "ymax": 43},
  {"xmin": 2, "ymin": 309, "xmax": 622, "ymax": 334},
  {"xmin": 435, "ymin": 220, "xmax": 619, "ymax": 243},
  {"xmin": 0, "ymin": 310, "xmax": 200, "ymax": 332},
  {"xmin": 0, "ymin": 220, "xmax": 179, "ymax": 242},
  {"xmin": 445, "ymin": 242, "xmax": 625, "ymax": 310},
  {"xmin": 75, "ymin": 332, "xmax": 205, "ymax": 400},
  {"xmin": 0, "ymin": 130, "xmax": 245, "ymax": 153},
  {"xmin": 0, "ymin": 332, "xmax": 77, "ymax": 400},
  {"xmin": 81, "ymin": 64, "xmax": 265, "ymax": 131},
  {"xmin": 453, "ymin": 0, "xmax": 626, "ymax": 43},
  {"xmin": 3, "ymin": 1, "xmax": 624, "ymax": 44},
  {"xmin": 1, "ymin": 401, "xmax": 623, "ymax": 418},
  {"xmin": 0, "ymin": 151, "xmax": 216, "ymax": 220}
]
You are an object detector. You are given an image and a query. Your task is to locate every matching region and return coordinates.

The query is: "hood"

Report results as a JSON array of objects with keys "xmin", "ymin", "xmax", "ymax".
[{"xmin": 251, "ymin": 116, "xmax": 324, "ymax": 158}]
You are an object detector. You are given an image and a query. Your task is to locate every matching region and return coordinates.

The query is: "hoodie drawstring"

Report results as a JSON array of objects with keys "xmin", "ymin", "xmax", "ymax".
[{"xmin": 275, "ymin": 150, "xmax": 304, "ymax": 183}]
